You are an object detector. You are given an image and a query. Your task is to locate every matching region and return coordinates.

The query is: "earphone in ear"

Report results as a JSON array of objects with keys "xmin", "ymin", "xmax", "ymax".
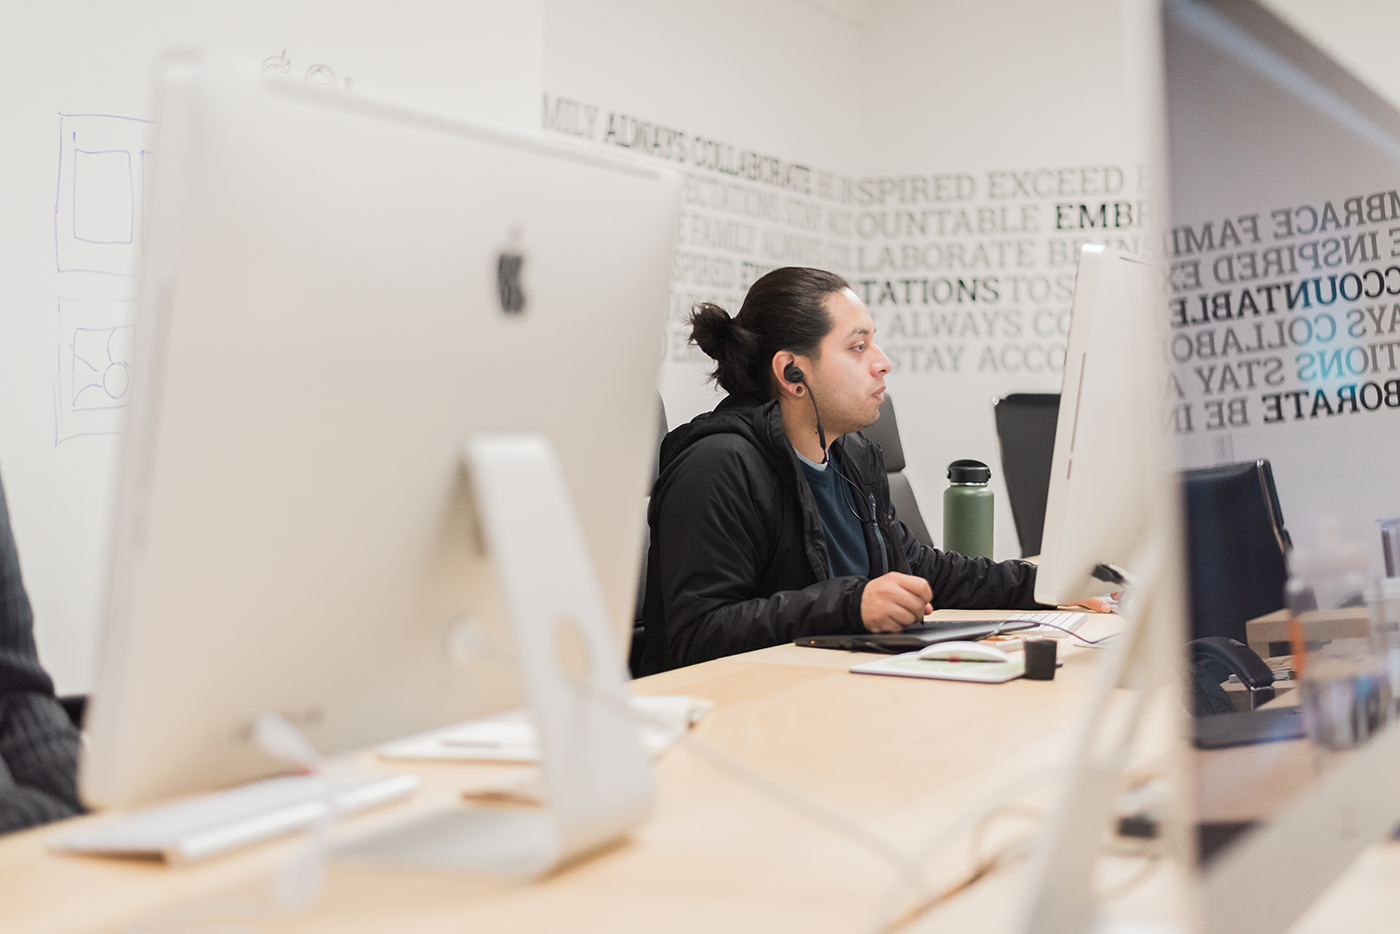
[{"xmin": 783, "ymin": 360, "xmax": 828, "ymax": 458}]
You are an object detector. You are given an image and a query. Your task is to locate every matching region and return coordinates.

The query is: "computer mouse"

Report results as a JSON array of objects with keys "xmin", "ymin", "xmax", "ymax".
[{"xmin": 916, "ymin": 641, "xmax": 1013, "ymax": 663}]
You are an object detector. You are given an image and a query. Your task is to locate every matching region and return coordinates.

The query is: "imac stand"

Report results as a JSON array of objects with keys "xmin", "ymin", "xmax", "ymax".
[
  {"xmin": 1019, "ymin": 538, "xmax": 1193, "ymax": 933},
  {"xmin": 338, "ymin": 434, "xmax": 655, "ymax": 875}
]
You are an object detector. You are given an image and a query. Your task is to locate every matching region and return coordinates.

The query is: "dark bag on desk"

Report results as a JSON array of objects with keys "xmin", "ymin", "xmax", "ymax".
[
  {"xmin": 1189, "ymin": 636, "xmax": 1276, "ymax": 715},
  {"xmin": 1188, "ymin": 636, "xmax": 1302, "ymax": 748}
]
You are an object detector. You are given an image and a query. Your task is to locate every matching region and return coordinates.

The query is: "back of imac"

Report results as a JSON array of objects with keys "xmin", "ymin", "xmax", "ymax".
[
  {"xmin": 1034, "ymin": 244, "xmax": 1171, "ymax": 606},
  {"xmin": 82, "ymin": 56, "xmax": 681, "ymax": 808}
]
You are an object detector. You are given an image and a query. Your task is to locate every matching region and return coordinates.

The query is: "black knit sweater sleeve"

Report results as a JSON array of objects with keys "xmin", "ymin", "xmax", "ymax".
[
  {"xmin": 896, "ymin": 519, "xmax": 1043, "ymax": 609},
  {"xmin": 0, "ymin": 472, "xmax": 82, "ymax": 835}
]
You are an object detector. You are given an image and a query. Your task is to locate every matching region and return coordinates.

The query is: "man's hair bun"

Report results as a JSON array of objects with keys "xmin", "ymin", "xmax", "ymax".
[
  {"xmin": 689, "ymin": 303, "xmax": 764, "ymax": 396},
  {"xmin": 686, "ymin": 268, "xmax": 850, "ymax": 398}
]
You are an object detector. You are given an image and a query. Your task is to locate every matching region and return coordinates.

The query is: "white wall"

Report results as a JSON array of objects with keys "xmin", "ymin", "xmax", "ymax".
[
  {"xmin": 12, "ymin": 0, "xmax": 1400, "ymax": 688},
  {"xmin": 543, "ymin": 0, "xmax": 868, "ymax": 422},
  {"xmin": 857, "ymin": 0, "xmax": 1154, "ymax": 558}
]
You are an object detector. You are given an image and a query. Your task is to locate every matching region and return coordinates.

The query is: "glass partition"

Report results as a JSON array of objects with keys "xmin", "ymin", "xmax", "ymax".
[{"xmin": 1165, "ymin": 2, "xmax": 1400, "ymax": 931}]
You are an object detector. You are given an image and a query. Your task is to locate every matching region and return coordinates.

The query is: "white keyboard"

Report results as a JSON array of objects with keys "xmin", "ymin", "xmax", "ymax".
[
  {"xmin": 53, "ymin": 772, "xmax": 419, "ymax": 863},
  {"xmin": 1001, "ymin": 610, "xmax": 1089, "ymax": 633}
]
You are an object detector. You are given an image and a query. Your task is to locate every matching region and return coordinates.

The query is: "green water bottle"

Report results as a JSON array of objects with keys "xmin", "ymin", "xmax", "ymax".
[{"xmin": 943, "ymin": 459, "xmax": 994, "ymax": 558}]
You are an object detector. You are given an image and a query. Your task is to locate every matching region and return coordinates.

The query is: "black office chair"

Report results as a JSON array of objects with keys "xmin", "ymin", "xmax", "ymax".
[
  {"xmin": 1180, "ymin": 459, "xmax": 1291, "ymax": 646},
  {"xmin": 860, "ymin": 393, "xmax": 934, "ymax": 548},
  {"xmin": 991, "ymin": 393, "xmax": 1060, "ymax": 557},
  {"xmin": 628, "ymin": 395, "xmax": 667, "ymax": 678}
]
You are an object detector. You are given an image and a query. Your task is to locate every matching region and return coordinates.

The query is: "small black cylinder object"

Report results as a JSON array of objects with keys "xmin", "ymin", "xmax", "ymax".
[{"xmin": 1023, "ymin": 639, "xmax": 1058, "ymax": 680}]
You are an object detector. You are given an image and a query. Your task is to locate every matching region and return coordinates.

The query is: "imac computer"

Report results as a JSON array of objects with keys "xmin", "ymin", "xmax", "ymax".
[
  {"xmin": 1026, "ymin": 3, "xmax": 1400, "ymax": 932},
  {"xmin": 79, "ymin": 51, "xmax": 681, "ymax": 868},
  {"xmin": 1020, "ymin": 242, "xmax": 1193, "ymax": 932},
  {"xmin": 1033, "ymin": 244, "xmax": 1179, "ymax": 609},
  {"xmin": 1163, "ymin": 2, "xmax": 1400, "ymax": 933}
]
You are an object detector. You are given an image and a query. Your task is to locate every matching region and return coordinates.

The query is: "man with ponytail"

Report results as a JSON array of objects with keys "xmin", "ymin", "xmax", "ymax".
[{"xmin": 636, "ymin": 266, "xmax": 1080, "ymax": 675}]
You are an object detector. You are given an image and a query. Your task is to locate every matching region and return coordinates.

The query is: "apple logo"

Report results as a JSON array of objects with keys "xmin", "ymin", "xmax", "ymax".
[{"xmin": 497, "ymin": 231, "xmax": 527, "ymax": 315}]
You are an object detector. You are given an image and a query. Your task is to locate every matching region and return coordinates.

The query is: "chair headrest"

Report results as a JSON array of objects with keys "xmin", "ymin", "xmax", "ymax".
[{"xmin": 861, "ymin": 394, "xmax": 905, "ymax": 472}]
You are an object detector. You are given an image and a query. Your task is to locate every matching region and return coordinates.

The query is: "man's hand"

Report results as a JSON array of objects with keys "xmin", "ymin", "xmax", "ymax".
[
  {"xmin": 1071, "ymin": 593, "xmax": 1121, "ymax": 614},
  {"xmin": 861, "ymin": 572, "xmax": 933, "ymax": 632}
]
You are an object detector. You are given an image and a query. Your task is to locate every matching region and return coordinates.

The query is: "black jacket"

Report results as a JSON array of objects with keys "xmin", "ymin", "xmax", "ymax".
[
  {"xmin": 0, "ymin": 472, "xmax": 82, "ymax": 835},
  {"xmin": 638, "ymin": 394, "xmax": 1042, "ymax": 674}
]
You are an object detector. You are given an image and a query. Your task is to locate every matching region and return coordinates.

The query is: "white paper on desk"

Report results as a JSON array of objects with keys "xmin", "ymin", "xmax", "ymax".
[
  {"xmin": 850, "ymin": 652, "xmax": 1026, "ymax": 683},
  {"xmin": 376, "ymin": 695, "xmax": 713, "ymax": 763}
]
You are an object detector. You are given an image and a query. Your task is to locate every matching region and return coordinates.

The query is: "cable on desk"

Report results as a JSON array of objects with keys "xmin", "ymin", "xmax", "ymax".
[
  {"xmin": 1094, "ymin": 846, "xmax": 1164, "ymax": 903},
  {"xmin": 572, "ymin": 677, "xmax": 935, "ymax": 903},
  {"xmin": 869, "ymin": 800, "xmax": 1047, "ymax": 933},
  {"xmin": 592, "ymin": 679, "xmax": 1077, "ymax": 934},
  {"xmin": 864, "ymin": 770, "xmax": 1053, "ymax": 934},
  {"xmin": 478, "ymin": 635, "xmax": 918, "ymax": 884},
  {"xmin": 863, "ymin": 686, "xmax": 1174, "ymax": 931},
  {"xmin": 438, "ymin": 640, "xmax": 954, "ymax": 915},
  {"xmin": 992, "ymin": 618, "xmax": 1121, "ymax": 646},
  {"xmin": 968, "ymin": 802, "xmax": 1042, "ymax": 870},
  {"xmin": 1092, "ymin": 760, "xmax": 1174, "ymax": 904}
]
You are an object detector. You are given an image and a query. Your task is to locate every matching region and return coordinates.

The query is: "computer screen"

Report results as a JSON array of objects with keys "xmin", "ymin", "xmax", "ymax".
[
  {"xmin": 1016, "ymin": 6, "xmax": 1196, "ymax": 928},
  {"xmin": 1034, "ymin": 244, "xmax": 1175, "ymax": 607},
  {"xmin": 80, "ymin": 55, "xmax": 681, "ymax": 808},
  {"xmin": 1019, "ymin": 251, "xmax": 1194, "ymax": 933},
  {"xmin": 1026, "ymin": 2, "xmax": 1400, "ymax": 931}
]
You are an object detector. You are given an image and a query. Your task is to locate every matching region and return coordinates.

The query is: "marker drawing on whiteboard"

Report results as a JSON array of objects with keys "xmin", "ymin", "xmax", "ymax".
[
  {"xmin": 262, "ymin": 49, "xmax": 292, "ymax": 75},
  {"xmin": 54, "ymin": 114, "xmax": 151, "ymax": 445},
  {"xmin": 55, "ymin": 114, "xmax": 153, "ymax": 276},
  {"xmin": 261, "ymin": 51, "xmax": 354, "ymax": 91},
  {"xmin": 69, "ymin": 325, "xmax": 134, "ymax": 411}
]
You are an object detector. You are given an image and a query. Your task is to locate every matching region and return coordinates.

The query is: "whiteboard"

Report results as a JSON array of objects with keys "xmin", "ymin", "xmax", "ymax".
[{"xmin": 0, "ymin": 1, "xmax": 543, "ymax": 692}]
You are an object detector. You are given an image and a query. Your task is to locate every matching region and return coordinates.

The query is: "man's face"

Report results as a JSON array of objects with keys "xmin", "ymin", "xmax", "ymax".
[{"xmin": 800, "ymin": 288, "xmax": 892, "ymax": 435}]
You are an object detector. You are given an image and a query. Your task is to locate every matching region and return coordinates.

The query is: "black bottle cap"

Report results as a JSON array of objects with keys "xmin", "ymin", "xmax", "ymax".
[{"xmin": 947, "ymin": 459, "xmax": 991, "ymax": 484}]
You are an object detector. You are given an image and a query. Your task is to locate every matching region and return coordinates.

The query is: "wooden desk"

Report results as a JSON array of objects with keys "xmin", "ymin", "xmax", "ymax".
[
  {"xmin": 1, "ymin": 616, "xmax": 1120, "ymax": 934},
  {"xmin": 3, "ymin": 615, "xmax": 1395, "ymax": 934},
  {"xmin": 1193, "ymin": 686, "xmax": 1310, "ymax": 825}
]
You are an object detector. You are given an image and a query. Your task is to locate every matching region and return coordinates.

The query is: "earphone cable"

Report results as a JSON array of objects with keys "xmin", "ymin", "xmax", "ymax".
[{"xmin": 794, "ymin": 371, "xmax": 876, "ymax": 528}]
